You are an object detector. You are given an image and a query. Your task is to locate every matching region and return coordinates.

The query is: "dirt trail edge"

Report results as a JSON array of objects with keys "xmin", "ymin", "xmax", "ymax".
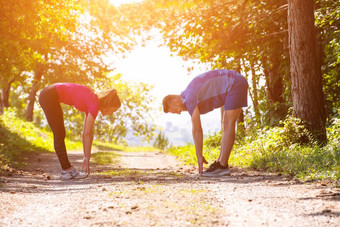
[{"xmin": 0, "ymin": 150, "xmax": 339, "ymax": 227}]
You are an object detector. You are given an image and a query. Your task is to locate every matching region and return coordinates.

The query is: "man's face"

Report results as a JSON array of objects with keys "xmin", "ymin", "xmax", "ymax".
[{"xmin": 167, "ymin": 101, "xmax": 183, "ymax": 114}]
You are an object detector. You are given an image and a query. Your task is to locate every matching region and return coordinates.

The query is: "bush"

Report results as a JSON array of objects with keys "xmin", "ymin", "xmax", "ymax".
[
  {"xmin": 153, "ymin": 131, "xmax": 169, "ymax": 150},
  {"xmin": 204, "ymin": 131, "xmax": 222, "ymax": 148},
  {"xmin": 167, "ymin": 113, "xmax": 340, "ymax": 181},
  {"xmin": 231, "ymin": 115, "xmax": 340, "ymax": 181}
]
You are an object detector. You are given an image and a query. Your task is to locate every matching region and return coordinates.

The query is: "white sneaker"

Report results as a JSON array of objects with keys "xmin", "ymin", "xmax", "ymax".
[{"xmin": 61, "ymin": 166, "xmax": 88, "ymax": 179}]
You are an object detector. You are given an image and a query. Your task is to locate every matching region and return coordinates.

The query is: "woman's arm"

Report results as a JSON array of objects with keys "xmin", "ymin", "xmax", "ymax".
[{"xmin": 82, "ymin": 113, "xmax": 95, "ymax": 174}]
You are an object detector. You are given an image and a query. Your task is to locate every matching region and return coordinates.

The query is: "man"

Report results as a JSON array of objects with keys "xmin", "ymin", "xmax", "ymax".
[{"xmin": 162, "ymin": 69, "xmax": 248, "ymax": 177}]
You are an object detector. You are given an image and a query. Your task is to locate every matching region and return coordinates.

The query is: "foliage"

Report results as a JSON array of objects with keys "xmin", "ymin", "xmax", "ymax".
[
  {"xmin": 32, "ymin": 78, "xmax": 157, "ymax": 143},
  {"xmin": 115, "ymin": 0, "xmax": 339, "ymax": 130},
  {"xmin": 204, "ymin": 130, "xmax": 222, "ymax": 148},
  {"xmin": 1, "ymin": 108, "xmax": 81, "ymax": 151},
  {"xmin": 0, "ymin": 0, "xmax": 139, "ymax": 129},
  {"xmin": 91, "ymin": 145, "xmax": 159, "ymax": 166},
  {"xmin": 0, "ymin": 107, "xmax": 159, "ymax": 174},
  {"xmin": 94, "ymin": 79, "xmax": 157, "ymax": 143},
  {"xmin": 315, "ymin": 0, "xmax": 340, "ymax": 118},
  {"xmin": 234, "ymin": 114, "xmax": 340, "ymax": 181},
  {"xmin": 92, "ymin": 151, "xmax": 119, "ymax": 165},
  {"xmin": 167, "ymin": 143, "xmax": 197, "ymax": 166},
  {"xmin": 0, "ymin": 108, "xmax": 80, "ymax": 174},
  {"xmin": 0, "ymin": 0, "xmax": 85, "ymax": 89},
  {"xmin": 167, "ymin": 112, "xmax": 340, "ymax": 181},
  {"xmin": 93, "ymin": 140, "xmax": 159, "ymax": 153},
  {"xmin": 153, "ymin": 131, "xmax": 169, "ymax": 150},
  {"xmin": 116, "ymin": 0, "xmax": 291, "ymax": 125}
]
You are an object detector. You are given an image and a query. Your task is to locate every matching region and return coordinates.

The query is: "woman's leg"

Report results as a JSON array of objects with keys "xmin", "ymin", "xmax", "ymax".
[{"xmin": 38, "ymin": 85, "xmax": 71, "ymax": 170}]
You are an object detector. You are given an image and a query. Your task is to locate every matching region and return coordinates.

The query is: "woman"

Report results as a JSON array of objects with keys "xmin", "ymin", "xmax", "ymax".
[{"xmin": 39, "ymin": 83, "xmax": 121, "ymax": 179}]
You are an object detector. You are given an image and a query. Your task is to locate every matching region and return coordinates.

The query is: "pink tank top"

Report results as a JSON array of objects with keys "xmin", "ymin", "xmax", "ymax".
[{"xmin": 55, "ymin": 83, "xmax": 100, "ymax": 119}]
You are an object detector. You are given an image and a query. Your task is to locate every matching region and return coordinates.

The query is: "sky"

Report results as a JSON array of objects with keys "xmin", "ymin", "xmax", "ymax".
[
  {"xmin": 109, "ymin": 0, "xmax": 222, "ymax": 145},
  {"xmin": 113, "ymin": 39, "xmax": 222, "ymax": 145}
]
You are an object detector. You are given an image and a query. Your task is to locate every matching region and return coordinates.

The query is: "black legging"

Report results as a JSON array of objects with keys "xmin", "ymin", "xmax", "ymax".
[{"xmin": 39, "ymin": 85, "xmax": 71, "ymax": 170}]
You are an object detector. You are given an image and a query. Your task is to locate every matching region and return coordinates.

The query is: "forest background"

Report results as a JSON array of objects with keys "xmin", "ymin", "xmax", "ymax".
[{"xmin": 0, "ymin": 0, "xmax": 339, "ymax": 180}]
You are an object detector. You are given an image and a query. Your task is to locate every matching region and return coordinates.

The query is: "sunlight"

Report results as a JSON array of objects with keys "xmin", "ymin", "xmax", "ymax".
[
  {"xmin": 113, "ymin": 40, "xmax": 222, "ymax": 145},
  {"xmin": 109, "ymin": 0, "xmax": 144, "ymax": 6},
  {"xmin": 106, "ymin": 0, "xmax": 222, "ymax": 145}
]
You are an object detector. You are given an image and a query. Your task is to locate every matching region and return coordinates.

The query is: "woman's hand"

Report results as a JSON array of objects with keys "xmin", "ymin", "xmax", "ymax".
[
  {"xmin": 82, "ymin": 156, "xmax": 90, "ymax": 174},
  {"xmin": 197, "ymin": 155, "xmax": 208, "ymax": 174},
  {"xmin": 82, "ymin": 113, "xmax": 94, "ymax": 175}
]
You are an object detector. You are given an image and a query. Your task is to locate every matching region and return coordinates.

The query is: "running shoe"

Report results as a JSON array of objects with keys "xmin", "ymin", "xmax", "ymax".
[
  {"xmin": 61, "ymin": 166, "xmax": 88, "ymax": 179},
  {"xmin": 202, "ymin": 161, "xmax": 231, "ymax": 177}
]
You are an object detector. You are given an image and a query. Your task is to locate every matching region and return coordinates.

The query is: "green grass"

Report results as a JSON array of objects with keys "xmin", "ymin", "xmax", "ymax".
[
  {"xmin": 91, "ymin": 141, "xmax": 160, "ymax": 166},
  {"xmin": 97, "ymin": 169, "xmax": 183, "ymax": 178},
  {"xmin": 0, "ymin": 108, "xmax": 161, "ymax": 174},
  {"xmin": 0, "ymin": 108, "xmax": 83, "ymax": 174},
  {"xmin": 1, "ymin": 108, "xmax": 82, "ymax": 151},
  {"xmin": 92, "ymin": 151, "xmax": 120, "ymax": 165},
  {"xmin": 167, "ymin": 115, "xmax": 340, "ymax": 182}
]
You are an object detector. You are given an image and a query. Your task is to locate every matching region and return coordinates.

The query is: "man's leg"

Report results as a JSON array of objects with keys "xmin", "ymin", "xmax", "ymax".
[{"xmin": 218, "ymin": 108, "xmax": 242, "ymax": 166}]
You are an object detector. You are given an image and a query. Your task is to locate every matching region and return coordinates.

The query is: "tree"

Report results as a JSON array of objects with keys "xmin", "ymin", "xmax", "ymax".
[
  {"xmin": 59, "ymin": 79, "xmax": 157, "ymax": 143},
  {"xmin": 0, "ymin": 0, "xmax": 39, "ymax": 113},
  {"xmin": 288, "ymin": 0, "xmax": 326, "ymax": 142},
  {"xmin": 1, "ymin": 0, "xmax": 135, "ymax": 121},
  {"xmin": 315, "ymin": 0, "xmax": 340, "ymax": 119},
  {"xmin": 115, "ymin": 0, "xmax": 291, "ymax": 126}
]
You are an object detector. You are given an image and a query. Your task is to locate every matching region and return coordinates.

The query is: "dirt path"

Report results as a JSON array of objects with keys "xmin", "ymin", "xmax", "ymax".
[{"xmin": 0, "ymin": 150, "xmax": 339, "ymax": 226}]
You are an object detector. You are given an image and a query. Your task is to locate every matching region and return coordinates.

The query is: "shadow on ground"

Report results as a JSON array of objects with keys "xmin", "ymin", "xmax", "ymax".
[{"xmin": 0, "ymin": 150, "xmax": 318, "ymax": 195}]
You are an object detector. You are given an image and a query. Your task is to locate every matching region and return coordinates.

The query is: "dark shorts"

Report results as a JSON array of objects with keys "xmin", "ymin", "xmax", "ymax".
[{"xmin": 224, "ymin": 74, "xmax": 248, "ymax": 110}]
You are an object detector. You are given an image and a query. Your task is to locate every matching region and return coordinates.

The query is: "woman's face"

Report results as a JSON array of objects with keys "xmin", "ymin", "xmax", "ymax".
[{"xmin": 101, "ymin": 105, "xmax": 119, "ymax": 116}]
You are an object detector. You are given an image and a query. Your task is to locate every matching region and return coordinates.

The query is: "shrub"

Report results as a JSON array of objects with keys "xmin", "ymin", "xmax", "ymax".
[
  {"xmin": 153, "ymin": 131, "xmax": 169, "ymax": 150},
  {"xmin": 167, "ymin": 112, "xmax": 340, "ymax": 181}
]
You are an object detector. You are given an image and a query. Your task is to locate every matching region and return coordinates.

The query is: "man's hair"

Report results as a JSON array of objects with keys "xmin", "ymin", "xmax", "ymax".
[
  {"xmin": 162, "ymin": 95, "xmax": 177, "ymax": 113},
  {"xmin": 97, "ymin": 88, "xmax": 121, "ymax": 109}
]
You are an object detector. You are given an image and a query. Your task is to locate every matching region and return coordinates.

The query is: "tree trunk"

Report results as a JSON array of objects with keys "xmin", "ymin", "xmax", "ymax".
[
  {"xmin": 0, "ymin": 75, "xmax": 18, "ymax": 113},
  {"xmin": 0, "ymin": 91, "xmax": 3, "ymax": 115},
  {"xmin": 264, "ymin": 54, "xmax": 284, "ymax": 105},
  {"xmin": 26, "ymin": 66, "xmax": 44, "ymax": 122},
  {"xmin": 1, "ymin": 87, "xmax": 10, "ymax": 108},
  {"xmin": 261, "ymin": 51, "xmax": 286, "ymax": 125},
  {"xmin": 250, "ymin": 60, "xmax": 260, "ymax": 124},
  {"xmin": 2, "ymin": 79, "xmax": 15, "ymax": 108},
  {"xmin": 288, "ymin": 0, "xmax": 326, "ymax": 142}
]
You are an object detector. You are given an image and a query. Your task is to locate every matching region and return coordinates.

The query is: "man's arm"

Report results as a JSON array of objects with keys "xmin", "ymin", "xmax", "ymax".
[
  {"xmin": 191, "ymin": 106, "xmax": 207, "ymax": 174},
  {"xmin": 82, "ymin": 113, "xmax": 95, "ymax": 174}
]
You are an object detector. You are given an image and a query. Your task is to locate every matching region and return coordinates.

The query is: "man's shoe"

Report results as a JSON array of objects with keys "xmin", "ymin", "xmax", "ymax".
[
  {"xmin": 202, "ymin": 161, "xmax": 231, "ymax": 177},
  {"xmin": 61, "ymin": 166, "xmax": 88, "ymax": 179}
]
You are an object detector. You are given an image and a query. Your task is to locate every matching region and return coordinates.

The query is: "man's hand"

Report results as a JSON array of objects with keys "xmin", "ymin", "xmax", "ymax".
[
  {"xmin": 82, "ymin": 157, "xmax": 90, "ymax": 174},
  {"xmin": 197, "ymin": 155, "xmax": 208, "ymax": 174}
]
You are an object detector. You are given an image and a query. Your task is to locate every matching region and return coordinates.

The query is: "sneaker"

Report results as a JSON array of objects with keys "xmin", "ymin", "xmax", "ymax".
[
  {"xmin": 61, "ymin": 166, "xmax": 88, "ymax": 180},
  {"xmin": 202, "ymin": 161, "xmax": 231, "ymax": 177}
]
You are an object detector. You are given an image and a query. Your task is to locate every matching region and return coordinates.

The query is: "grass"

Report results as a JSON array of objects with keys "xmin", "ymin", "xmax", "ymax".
[
  {"xmin": 91, "ymin": 142, "xmax": 160, "ymax": 166},
  {"xmin": 97, "ymin": 169, "xmax": 183, "ymax": 178},
  {"xmin": 0, "ymin": 108, "xmax": 161, "ymax": 174},
  {"xmin": 0, "ymin": 110, "xmax": 48, "ymax": 173},
  {"xmin": 2, "ymin": 108, "xmax": 82, "ymax": 152},
  {"xmin": 91, "ymin": 151, "xmax": 120, "ymax": 165},
  {"xmin": 167, "ymin": 115, "xmax": 340, "ymax": 182}
]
